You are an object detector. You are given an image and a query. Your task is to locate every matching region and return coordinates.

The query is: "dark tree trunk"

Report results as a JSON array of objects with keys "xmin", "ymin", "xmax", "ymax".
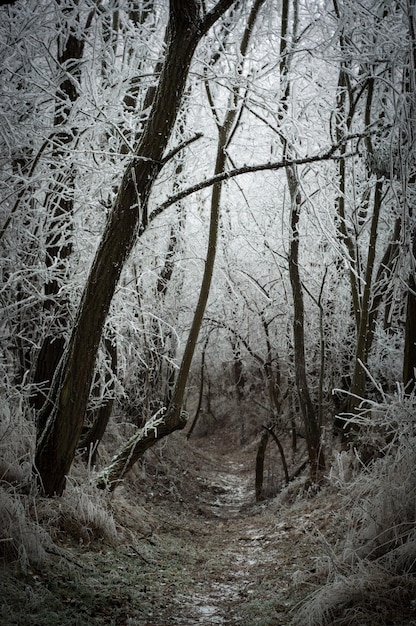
[
  {"xmin": 263, "ymin": 426, "xmax": 289, "ymax": 485},
  {"xmin": 186, "ymin": 336, "xmax": 209, "ymax": 440},
  {"xmin": 255, "ymin": 431, "xmax": 269, "ymax": 501},
  {"xmin": 32, "ymin": 6, "xmax": 88, "ymax": 414},
  {"xmin": 288, "ymin": 182, "xmax": 325, "ymax": 479},
  {"xmin": 403, "ymin": 5, "xmax": 416, "ymax": 393},
  {"xmin": 278, "ymin": 0, "xmax": 324, "ymax": 480},
  {"xmin": 347, "ymin": 180, "xmax": 383, "ymax": 413},
  {"xmin": 232, "ymin": 340, "xmax": 246, "ymax": 444},
  {"xmin": 34, "ymin": 0, "xmax": 234, "ymax": 496},
  {"xmin": 78, "ymin": 335, "xmax": 117, "ymax": 465},
  {"xmin": 95, "ymin": 0, "xmax": 264, "ymax": 491}
]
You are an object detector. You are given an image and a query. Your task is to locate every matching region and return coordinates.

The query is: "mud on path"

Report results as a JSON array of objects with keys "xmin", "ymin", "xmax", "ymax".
[{"xmin": 0, "ymin": 432, "xmax": 338, "ymax": 626}]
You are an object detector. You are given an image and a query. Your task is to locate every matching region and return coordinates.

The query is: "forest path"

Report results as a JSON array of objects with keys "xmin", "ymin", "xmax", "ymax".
[
  {"xmin": 145, "ymin": 432, "xmax": 334, "ymax": 626},
  {"xmin": 0, "ymin": 431, "xmax": 336, "ymax": 626}
]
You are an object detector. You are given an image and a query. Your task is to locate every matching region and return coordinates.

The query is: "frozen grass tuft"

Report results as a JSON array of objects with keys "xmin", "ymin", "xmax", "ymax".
[
  {"xmin": 296, "ymin": 562, "xmax": 416, "ymax": 626},
  {"xmin": 0, "ymin": 384, "xmax": 53, "ymax": 569},
  {"xmin": 0, "ymin": 486, "xmax": 52, "ymax": 568},
  {"xmin": 0, "ymin": 388, "xmax": 118, "ymax": 571},
  {"xmin": 37, "ymin": 476, "xmax": 119, "ymax": 545},
  {"xmin": 294, "ymin": 388, "xmax": 416, "ymax": 625},
  {"xmin": 66, "ymin": 481, "xmax": 119, "ymax": 543}
]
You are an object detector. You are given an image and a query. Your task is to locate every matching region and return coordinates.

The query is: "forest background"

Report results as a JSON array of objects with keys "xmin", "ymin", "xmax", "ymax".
[{"xmin": 1, "ymin": 0, "xmax": 416, "ymax": 624}]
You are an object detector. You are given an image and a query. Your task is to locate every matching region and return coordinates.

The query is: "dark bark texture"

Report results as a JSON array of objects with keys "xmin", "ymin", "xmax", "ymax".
[{"xmin": 34, "ymin": 0, "xmax": 234, "ymax": 496}]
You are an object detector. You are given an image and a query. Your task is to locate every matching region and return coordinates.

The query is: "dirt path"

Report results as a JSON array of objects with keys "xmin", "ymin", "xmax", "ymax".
[
  {"xmin": 1, "ymin": 434, "xmax": 335, "ymax": 626},
  {"xmin": 4, "ymin": 433, "xmax": 416, "ymax": 625},
  {"xmin": 143, "ymin": 435, "xmax": 333, "ymax": 626}
]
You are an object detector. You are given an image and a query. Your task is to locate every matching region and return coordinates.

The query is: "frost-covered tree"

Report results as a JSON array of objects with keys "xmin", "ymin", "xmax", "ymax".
[{"xmin": 32, "ymin": 0, "xmax": 237, "ymax": 496}]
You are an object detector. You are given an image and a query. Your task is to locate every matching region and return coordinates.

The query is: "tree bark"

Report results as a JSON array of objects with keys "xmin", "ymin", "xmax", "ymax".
[
  {"xmin": 255, "ymin": 431, "xmax": 269, "ymax": 501},
  {"xmin": 186, "ymin": 335, "xmax": 209, "ymax": 440},
  {"xmin": 279, "ymin": 0, "xmax": 324, "ymax": 480},
  {"xmin": 288, "ymin": 178, "xmax": 325, "ymax": 479},
  {"xmin": 264, "ymin": 426, "xmax": 289, "ymax": 485},
  {"xmin": 347, "ymin": 180, "xmax": 383, "ymax": 412},
  {"xmin": 78, "ymin": 335, "xmax": 117, "ymax": 465},
  {"xmin": 402, "ymin": 1, "xmax": 416, "ymax": 392},
  {"xmin": 34, "ymin": 0, "xmax": 234, "ymax": 496},
  {"xmin": 95, "ymin": 0, "xmax": 264, "ymax": 491},
  {"xmin": 32, "ymin": 4, "xmax": 91, "ymax": 414}
]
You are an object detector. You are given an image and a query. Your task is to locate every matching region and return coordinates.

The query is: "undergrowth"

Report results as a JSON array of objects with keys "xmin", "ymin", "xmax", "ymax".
[
  {"xmin": 294, "ymin": 387, "xmax": 416, "ymax": 626},
  {"xmin": 2, "ymin": 379, "xmax": 416, "ymax": 625}
]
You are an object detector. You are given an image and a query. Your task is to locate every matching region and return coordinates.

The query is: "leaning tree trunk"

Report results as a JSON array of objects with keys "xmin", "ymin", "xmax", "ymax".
[
  {"xmin": 95, "ymin": 0, "xmax": 265, "ymax": 491},
  {"xmin": 95, "ymin": 108, "xmax": 229, "ymax": 491},
  {"xmin": 35, "ymin": 0, "xmax": 234, "ymax": 496}
]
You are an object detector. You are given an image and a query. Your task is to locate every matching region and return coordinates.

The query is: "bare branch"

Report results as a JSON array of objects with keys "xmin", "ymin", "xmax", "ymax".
[
  {"xmin": 201, "ymin": 0, "xmax": 237, "ymax": 35},
  {"xmin": 160, "ymin": 132, "xmax": 204, "ymax": 166},
  {"xmin": 149, "ymin": 133, "xmax": 364, "ymax": 223}
]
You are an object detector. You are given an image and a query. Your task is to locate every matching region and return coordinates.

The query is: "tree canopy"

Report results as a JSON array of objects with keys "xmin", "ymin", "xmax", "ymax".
[{"xmin": 0, "ymin": 0, "xmax": 414, "ymax": 498}]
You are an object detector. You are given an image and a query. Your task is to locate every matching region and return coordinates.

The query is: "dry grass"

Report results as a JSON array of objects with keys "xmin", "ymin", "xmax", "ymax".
[
  {"xmin": 296, "ymin": 564, "xmax": 416, "ymax": 626},
  {"xmin": 35, "ymin": 477, "xmax": 119, "ymax": 545},
  {"xmin": 0, "ymin": 398, "xmax": 121, "ymax": 569},
  {"xmin": 293, "ymin": 390, "xmax": 416, "ymax": 625},
  {"xmin": 2, "ymin": 383, "xmax": 416, "ymax": 625},
  {"xmin": 0, "ymin": 485, "xmax": 52, "ymax": 568}
]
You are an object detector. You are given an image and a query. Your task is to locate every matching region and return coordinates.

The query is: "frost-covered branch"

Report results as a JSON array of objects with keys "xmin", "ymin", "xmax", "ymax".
[{"xmin": 149, "ymin": 133, "xmax": 365, "ymax": 222}]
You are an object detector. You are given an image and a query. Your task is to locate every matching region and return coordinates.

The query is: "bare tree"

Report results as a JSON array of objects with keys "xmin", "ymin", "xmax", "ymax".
[
  {"xmin": 32, "ymin": 2, "xmax": 95, "ymax": 415},
  {"xmin": 331, "ymin": 0, "xmax": 414, "ymax": 415},
  {"xmin": 35, "ymin": 0, "xmax": 235, "ymax": 496},
  {"xmin": 95, "ymin": 0, "xmax": 266, "ymax": 490},
  {"xmin": 403, "ymin": 0, "xmax": 416, "ymax": 393},
  {"xmin": 278, "ymin": 0, "xmax": 325, "ymax": 478}
]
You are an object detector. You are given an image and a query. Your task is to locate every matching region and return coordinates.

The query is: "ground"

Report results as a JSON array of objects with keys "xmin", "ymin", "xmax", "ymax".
[{"xmin": 0, "ymin": 429, "xmax": 340, "ymax": 625}]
